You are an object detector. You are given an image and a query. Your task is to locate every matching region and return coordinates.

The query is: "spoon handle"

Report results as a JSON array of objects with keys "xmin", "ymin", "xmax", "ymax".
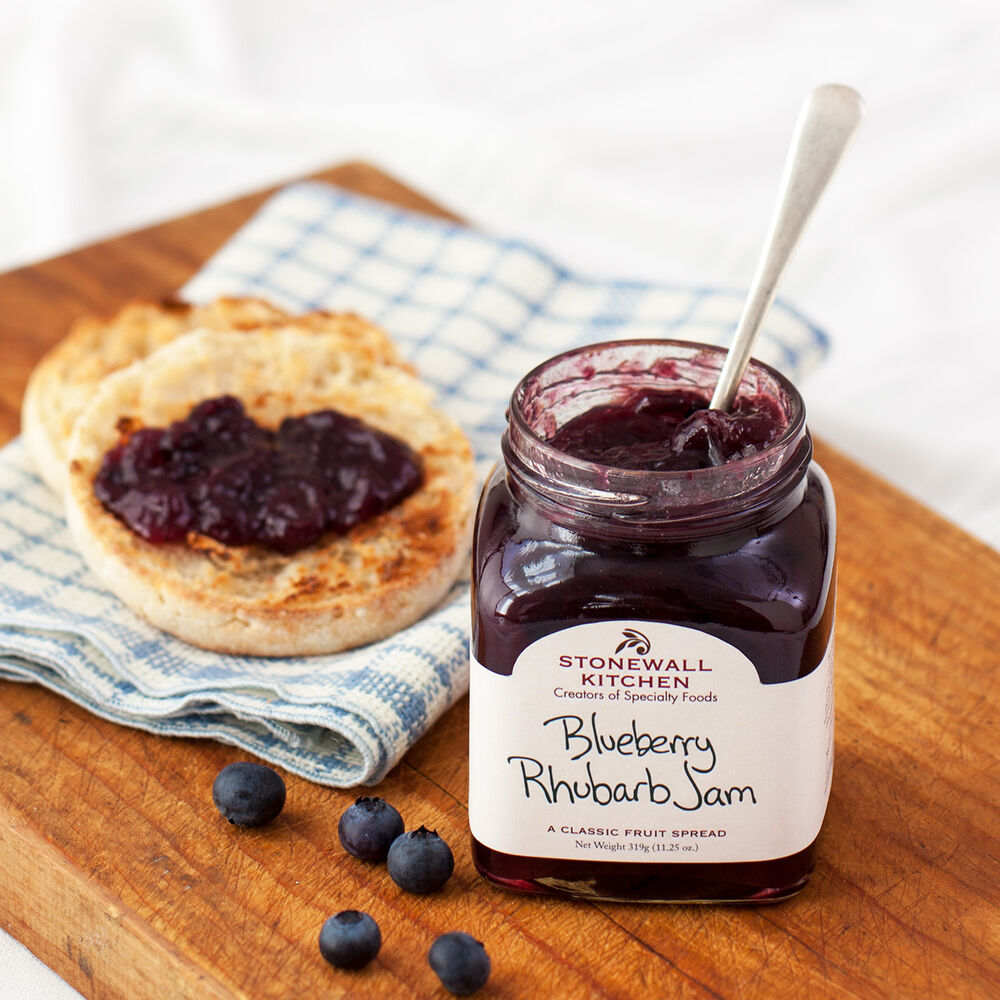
[{"xmin": 710, "ymin": 84, "xmax": 866, "ymax": 412}]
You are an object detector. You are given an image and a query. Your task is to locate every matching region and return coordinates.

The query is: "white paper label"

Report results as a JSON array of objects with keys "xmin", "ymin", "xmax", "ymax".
[{"xmin": 469, "ymin": 621, "xmax": 834, "ymax": 864}]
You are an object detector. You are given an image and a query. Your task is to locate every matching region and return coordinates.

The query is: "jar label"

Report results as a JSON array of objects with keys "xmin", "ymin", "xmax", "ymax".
[{"xmin": 469, "ymin": 622, "xmax": 834, "ymax": 864}]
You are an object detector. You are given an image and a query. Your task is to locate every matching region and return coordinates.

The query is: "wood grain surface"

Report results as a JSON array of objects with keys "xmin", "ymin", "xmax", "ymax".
[{"xmin": 1, "ymin": 163, "xmax": 997, "ymax": 1000}]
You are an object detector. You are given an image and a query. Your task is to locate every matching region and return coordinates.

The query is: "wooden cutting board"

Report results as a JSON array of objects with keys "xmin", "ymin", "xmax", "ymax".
[{"xmin": 1, "ymin": 163, "xmax": 997, "ymax": 1000}]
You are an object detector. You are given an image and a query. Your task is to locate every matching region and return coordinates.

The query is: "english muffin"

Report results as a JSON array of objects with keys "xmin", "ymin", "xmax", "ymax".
[
  {"xmin": 22, "ymin": 297, "xmax": 410, "ymax": 495},
  {"xmin": 64, "ymin": 327, "xmax": 475, "ymax": 656}
]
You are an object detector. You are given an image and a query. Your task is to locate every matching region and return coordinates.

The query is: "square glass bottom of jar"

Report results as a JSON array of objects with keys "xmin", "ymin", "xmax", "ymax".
[{"xmin": 471, "ymin": 838, "xmax": 817, "ymax": 903}]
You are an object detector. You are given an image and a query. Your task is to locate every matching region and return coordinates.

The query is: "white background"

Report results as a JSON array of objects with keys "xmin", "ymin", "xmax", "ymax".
[{"xmin": 1, "ymin": 2, "xmax": 997, "ymax": 996}]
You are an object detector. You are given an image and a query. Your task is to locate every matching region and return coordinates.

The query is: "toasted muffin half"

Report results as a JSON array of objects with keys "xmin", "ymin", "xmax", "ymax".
[
  {"xmin": 64, "ymin": 327, "xmax": 475, "ymax": 656},
  {"xmin": 22, "ymin": 297, "xmax": 410, "ymax": 495}
]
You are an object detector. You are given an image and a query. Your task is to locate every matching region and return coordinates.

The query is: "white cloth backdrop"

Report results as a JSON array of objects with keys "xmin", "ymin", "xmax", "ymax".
[{"xmin": 0, "ymin": 2, "xmax": 997, "ymax": 996}]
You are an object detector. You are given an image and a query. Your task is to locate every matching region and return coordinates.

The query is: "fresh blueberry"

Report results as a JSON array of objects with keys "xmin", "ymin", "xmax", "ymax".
[
  {"xmin": 428, "ymin": 932, "xmax": 491, "ymax": 995},
  {"xmin": 386, "ymin": 826, "xmax": 454, "ymax": 894},
  {"xmin": 338, "ymin": 796, "xmax": 405, "ymax": 863},
  {"xmin": 211, "ymin": 761, "xmax": 286, "ymax": 827},
  {"xmin": 318, "ymin": 910, "xmax": 381, "ymax": 970}
]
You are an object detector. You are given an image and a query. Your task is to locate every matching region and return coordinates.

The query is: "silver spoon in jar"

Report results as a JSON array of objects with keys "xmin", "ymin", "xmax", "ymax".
[{"xmin": 709, "ymin": 84, "xmax": 866, "ymax": 412}]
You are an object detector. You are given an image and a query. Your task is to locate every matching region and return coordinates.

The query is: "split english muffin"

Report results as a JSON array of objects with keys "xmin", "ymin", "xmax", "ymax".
[
  {"xmin": 63, "ymin": 325, "xmax": 475, "ymax": 657},
  {"xmin": 22, "ymin": 297, "xmax": 411, "ymax": 496}
]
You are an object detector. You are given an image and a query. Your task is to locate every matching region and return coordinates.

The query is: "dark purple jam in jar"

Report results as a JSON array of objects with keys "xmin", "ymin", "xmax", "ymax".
[{"xmin": 469, "ymin": 341, "xmax": 836, "ymax": 903}]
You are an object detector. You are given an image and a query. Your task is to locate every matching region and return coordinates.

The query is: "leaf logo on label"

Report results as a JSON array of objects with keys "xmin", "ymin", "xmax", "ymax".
[{"xmin": 614, "ymin": 628, "xmax": 650, "ymax": 655}]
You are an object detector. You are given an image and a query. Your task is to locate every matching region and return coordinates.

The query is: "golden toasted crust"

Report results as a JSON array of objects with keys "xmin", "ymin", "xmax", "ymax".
[
  {"xmin": 64, "ymin": 327, "xmax": 475, "ymax": 656},
  {"xmin": 22, "ymin": 297, "xmax": 410, "ymax": 495}
]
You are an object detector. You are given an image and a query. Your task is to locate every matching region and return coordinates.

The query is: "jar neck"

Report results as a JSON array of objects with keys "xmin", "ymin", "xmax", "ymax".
[{"xmin": 503, "ymin": 339, "xmax": 812, "ymax": 540}]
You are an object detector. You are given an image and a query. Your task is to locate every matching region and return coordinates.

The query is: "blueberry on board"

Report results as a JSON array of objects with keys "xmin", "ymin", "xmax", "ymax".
[
  {"xmin": 428, "ymin": 932, "xmax": 491, "ymax": 995},
  {"xmin": 318, "ymin": 910, "xmax": 382, "ymax": 970},
  {"xmin": 211, "ymin": 761, "xmax": 286, "ymax": 827},
  {"xmin": 386, "ymin": 826, "xmax": 455, "ymax": 893},
  {"xmin": 338, "ymin": 796, "xmax": 405, "ymax": 862}
]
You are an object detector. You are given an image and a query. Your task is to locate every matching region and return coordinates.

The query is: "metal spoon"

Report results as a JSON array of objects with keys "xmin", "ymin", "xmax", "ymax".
[{"xmin": 709, "ymin": 84, "xmax": 866, "ymax": 412}]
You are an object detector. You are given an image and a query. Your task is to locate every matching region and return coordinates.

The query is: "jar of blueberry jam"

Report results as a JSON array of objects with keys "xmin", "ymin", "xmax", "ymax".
[{"xmin": 469, "ymin": 340, "xmax": 836, "ymax": 903}]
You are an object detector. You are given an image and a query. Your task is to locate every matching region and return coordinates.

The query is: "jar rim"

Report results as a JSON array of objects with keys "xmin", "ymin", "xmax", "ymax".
[{"xmin": 505, "ymin": 339, "xmax": 810, "ymax": 526}]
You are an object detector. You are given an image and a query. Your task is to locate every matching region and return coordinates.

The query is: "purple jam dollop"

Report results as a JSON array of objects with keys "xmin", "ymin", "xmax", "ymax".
[
  {"xmin": 547, "ymin": 388, "xmax": 786, "ymax": 471},
  {"xmin": 93, "ymin": 395, "xmax": 423, "ymax": 554}
]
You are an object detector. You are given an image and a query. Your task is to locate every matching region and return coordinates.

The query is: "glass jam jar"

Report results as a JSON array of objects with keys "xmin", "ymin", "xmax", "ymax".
[{"xmin": 468, "ymin": 340, "xmax": 836, "ymax": 903}]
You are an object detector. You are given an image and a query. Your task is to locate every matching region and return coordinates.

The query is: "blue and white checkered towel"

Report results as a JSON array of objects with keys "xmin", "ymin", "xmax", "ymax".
[{"xmin": 0, "ymin": 181, "xmax": 828, "ymax": 786}]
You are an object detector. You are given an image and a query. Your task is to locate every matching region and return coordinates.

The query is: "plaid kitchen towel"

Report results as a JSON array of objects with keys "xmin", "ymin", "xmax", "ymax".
[{"xmin": 0, "ymin": 181, "xmax": 828, "ymax": 786}]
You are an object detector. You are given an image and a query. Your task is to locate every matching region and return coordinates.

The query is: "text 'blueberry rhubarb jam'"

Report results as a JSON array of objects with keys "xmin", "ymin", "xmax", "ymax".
[{"xmin": 469, "ymin": 340, "xmax": 836, "ymax": 903}]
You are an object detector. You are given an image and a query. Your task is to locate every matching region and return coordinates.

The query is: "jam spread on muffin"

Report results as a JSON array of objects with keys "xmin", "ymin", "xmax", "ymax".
[{"xmin": 94, "ymin": 395, "xmax": 423, "ymax": 554}]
